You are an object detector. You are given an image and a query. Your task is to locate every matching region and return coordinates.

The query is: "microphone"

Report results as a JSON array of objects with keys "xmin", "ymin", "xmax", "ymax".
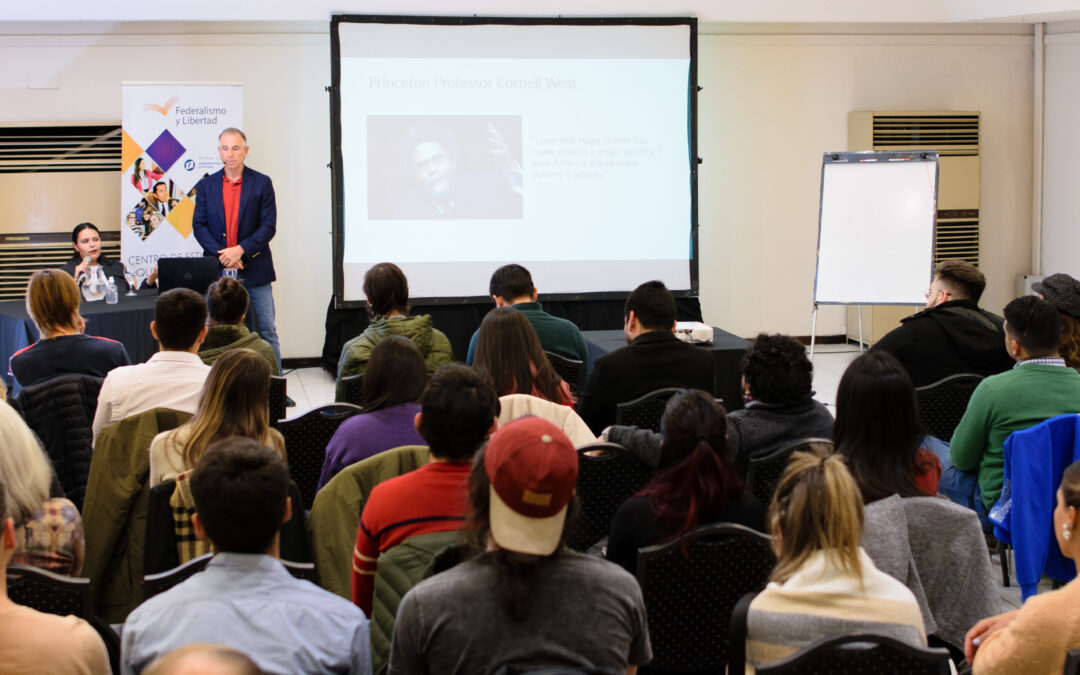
[{"xmin": 77, "ymin": 256, "xmax": 91, "ymax": 284}]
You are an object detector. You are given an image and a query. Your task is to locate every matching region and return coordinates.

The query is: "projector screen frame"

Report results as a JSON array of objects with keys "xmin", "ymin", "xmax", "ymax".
[{"xmin": 329, "ymin": 14, "xmax": 699, "ymax": 309}]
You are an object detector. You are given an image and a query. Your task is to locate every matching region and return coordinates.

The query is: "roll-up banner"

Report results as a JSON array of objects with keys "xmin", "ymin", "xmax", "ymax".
[{"xmin": 120, "ymin": 83, "xmax": 243, "ymax": 285}]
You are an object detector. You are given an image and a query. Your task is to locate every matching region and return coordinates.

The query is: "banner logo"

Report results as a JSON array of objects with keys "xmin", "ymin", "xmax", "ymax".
[{"xmin": 143, "ymin": 95, "xmax": 180, "ymax": 116}]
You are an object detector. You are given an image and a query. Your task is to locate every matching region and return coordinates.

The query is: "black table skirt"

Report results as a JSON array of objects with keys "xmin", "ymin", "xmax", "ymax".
[{"xmin": 0, "ymin": 290, "xmax": 160, "ymax": 391}]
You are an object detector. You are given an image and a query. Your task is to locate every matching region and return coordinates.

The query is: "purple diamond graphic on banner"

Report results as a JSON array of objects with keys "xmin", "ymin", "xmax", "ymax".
[{"xmin": 145, "ymin": 130, "xmax": 186, "ymax": 173}]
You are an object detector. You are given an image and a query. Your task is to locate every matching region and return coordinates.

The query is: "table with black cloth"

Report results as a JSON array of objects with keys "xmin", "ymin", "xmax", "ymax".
[
  {"xmin": 0, "ymin": 289, "xmax": 159, "ymax": 391},
  {"xmin": 582, "ymin": 328, "xmax": 750, "ymax": 412}
]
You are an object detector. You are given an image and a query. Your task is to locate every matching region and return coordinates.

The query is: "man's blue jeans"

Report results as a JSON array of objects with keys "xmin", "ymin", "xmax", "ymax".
[
  {"xmin": 924, "ymin": 434, "xmax": 992, "ymax": 531},
  {"xmin": 246, "ymin": 282, "xmax": 282, "ymax": 374}
]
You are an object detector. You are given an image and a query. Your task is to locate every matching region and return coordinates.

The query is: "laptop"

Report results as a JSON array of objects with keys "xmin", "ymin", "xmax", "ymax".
[{"xmin": 157, "ymin": 257, "xmax": 220, "ymax": 295}]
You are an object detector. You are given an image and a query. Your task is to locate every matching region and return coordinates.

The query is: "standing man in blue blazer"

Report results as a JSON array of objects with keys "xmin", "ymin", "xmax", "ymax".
[{"xmin": 192, "ymin": 127, "xmax": 282, "ymax": 376}]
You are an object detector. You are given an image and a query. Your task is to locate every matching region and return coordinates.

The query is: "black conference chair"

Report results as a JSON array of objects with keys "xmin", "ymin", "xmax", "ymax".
[
  {"xmin": 915, "ymin": 373, "xmax": 983, "ymax": 441},
  {"xmin": 269, "ymin": 375, "xmax": 288, "ymax": 428},
  {"xmin": 745, "ymin": 438, "xmax": 833, "ymax": 508},
  {"xmin": 636, "ymin": 523, "xmax": 775, "ymax": 673},
  {"xmin": 338, "ymin": 373, "xmax": 364, "ymax": 406},
  {"xmin": 753, "ymin": 634, "xmax": 953, "ymax": 674},
  {"xmin": 614, "ymin": 387, "xmax": 683, "ymax": 433},
  {"xmin": 569, "ymin": 443, "xmax": 652, "ymax": 552},
  {"xmin": 544, "ymin": 351, "xmax": 584, "ymax": 395},
  {"xmin": 1065, "ymin": 648, "xmax": 1080, "ymax": 675},
  {"xmin": 277, "ymin": 403, "xmax": 364, "ymax": 510},
  {"xmin": 7, "ymin": 563, "xmax": 91, "ymax": 619}
]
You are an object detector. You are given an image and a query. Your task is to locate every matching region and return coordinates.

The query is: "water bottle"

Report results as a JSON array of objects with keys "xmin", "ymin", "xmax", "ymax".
[{"xmin": 105, "ymin": 276, "xmax": 119, "ymax": 305}]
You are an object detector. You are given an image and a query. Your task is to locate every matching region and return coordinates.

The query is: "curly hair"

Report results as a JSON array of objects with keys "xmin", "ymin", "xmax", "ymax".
[
  {"xmin": 1059, "ymin": 313, "xmax": 1080, "ymax": 369},
  {"xmin": 740, "ymin": 334, "xmax": 814, "ymax": 406}
]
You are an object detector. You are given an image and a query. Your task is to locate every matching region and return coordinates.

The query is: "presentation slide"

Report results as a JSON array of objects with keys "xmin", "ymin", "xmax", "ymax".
[{"xmin": 333, "ymin": 19, "xmax": 695, "ymax": 302}]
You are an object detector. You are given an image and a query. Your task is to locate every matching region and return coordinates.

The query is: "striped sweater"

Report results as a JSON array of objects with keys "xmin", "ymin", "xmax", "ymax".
[{"xmin": 747, "ymin": 548, "xmax": 926, "ymax": 667}]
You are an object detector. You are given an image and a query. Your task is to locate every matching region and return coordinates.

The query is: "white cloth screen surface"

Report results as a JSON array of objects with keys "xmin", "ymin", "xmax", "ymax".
[
  {"xmin": 335, "ymin": 20, "xmax": 694, "ymax": 301},
  {"xmin": 814, "ymin": 159, "xmax": 937, "ymax": 305}
]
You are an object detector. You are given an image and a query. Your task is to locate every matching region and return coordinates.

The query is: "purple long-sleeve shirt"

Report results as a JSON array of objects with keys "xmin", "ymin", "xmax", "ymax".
[{"xmin": 317, "ymin": 402, "xmax": 425, "ymax": 491}]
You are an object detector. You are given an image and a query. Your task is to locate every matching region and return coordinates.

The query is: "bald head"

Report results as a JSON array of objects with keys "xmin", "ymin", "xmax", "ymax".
[{"xmin": 144, "ymin": 644, "xmax": 262, "ymax": 675}]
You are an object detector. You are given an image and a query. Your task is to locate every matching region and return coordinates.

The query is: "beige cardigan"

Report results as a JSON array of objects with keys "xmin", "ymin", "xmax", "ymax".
[
  {"xmin": 974, "ymin": 576, "xmax": 1080, "ymax": 675},
  {"xmin": 148, "ymin": 423, "xmax": 286, "ymax": 487}
]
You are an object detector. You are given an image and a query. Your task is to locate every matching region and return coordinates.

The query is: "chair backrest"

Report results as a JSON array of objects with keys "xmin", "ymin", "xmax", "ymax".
[
  {"xmin": 277, "ymin": 403, "xmax": 364, "ymax": 511},
  {"xmin": 746, "ymin": 437, "xmax": 833, "ymax": 508},
  {"xmin": 614, "ymin": 387, "xmax": 683, "ymax": 433},
  {"xmin": 915, "ymin": 373, "xmax": 984, "ymax": 441},
  {"xmin": 568, "ymin": 443, "xmax": 652, "ymax": 552},
  {"xmin": 636, "ymin": 522, "xmax": 776, "ymax": 672},
  {"xmin": 7, "ymin": 563, "xmax": 91, "ymax": 619},
  {"xmin": 144, "ymin": 554, "xmax": 317, "ymax": 600},
  {"xmin": 753, "ymin": 634, "xmax": 952, "ymax": 674},
  {"xmin": 544, "ymin": 351, "xmax": 584, "ymax": 395},
  {"xmin": 1065, "ymin": 647, "xmax": 1080, "ymax": 675},
  {"xmin": 142, "ymin": 552, "xmax": 212, "ymax": 600},
  {"xmin": 16, "ymin": 373, "xmax": 104, "ymax": 510},
  {"xmin": 268, "ymin": 375, "xmax": 287, "ymax": 428},
  {"xmin": 339, "ymin": 373, "xmax": 364, "ymax": 406}
]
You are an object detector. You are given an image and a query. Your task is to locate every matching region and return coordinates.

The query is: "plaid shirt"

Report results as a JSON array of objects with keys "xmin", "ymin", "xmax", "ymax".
[
  {"xmin": 1014, "ymin": 357, "xmax": 1068, "ymax": 368},
  {"xmin": 169, "ymin": 470, "xmax": 211, "ymax": 563}
]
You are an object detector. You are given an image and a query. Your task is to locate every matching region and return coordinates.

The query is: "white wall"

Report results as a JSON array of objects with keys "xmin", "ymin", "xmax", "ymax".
[
  {"xmin": 1042, "ymin": 26, "xmax": 1080, "ymax": 278},
  {"xmin": 0, "ymin": 23, "xmax": 1036, "ymax": 356},
  {"xmin": 697, "ymin": 30, "xmax": 1034, "ymax": 336}
]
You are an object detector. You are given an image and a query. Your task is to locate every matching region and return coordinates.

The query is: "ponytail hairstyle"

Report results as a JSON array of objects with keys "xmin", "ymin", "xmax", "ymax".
[
  {"xmin": 637, "ymin": 389, "xmax": 743, "ymax": 548},
  {"xmin": 769, "ymin": 447, "xmax": 864, "ymax": 585}
]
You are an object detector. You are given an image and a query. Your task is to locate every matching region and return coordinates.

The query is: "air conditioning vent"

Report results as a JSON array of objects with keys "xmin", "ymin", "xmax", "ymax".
[
  {"xmin": 870, "ymin": 114, "xmax": 979, "ymax": 157},
  {"xmin": 934, "ymin": 218, "xmax": 980, "ymax": 265},
  {"xmin": 0, "ymin": 124, "xmax": 121, "ymax": 174}
]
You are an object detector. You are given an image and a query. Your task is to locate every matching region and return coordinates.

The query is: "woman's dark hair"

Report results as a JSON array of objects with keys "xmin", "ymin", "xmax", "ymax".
[
  {"xmin": 362, "ymin": 263, "xmax": 409, "ymax": 318},
  {"xmin": 638, "ymin": 389, "xmax": 744, "ymax": 546},
  {"xmin": 206, "ymin": 277, "xmax": 249, "ymax": 325},
  {"xmin": 363, "ymin": 335, "xmax": 427, "ymax": 412},
  {"xmin": 741, "ymin": 334, "xmax": 814, "ymax": 406},
  {"xmin": 833, "ymin": 351, "xmax": 928, "ymax": 503},
  {"xmin": 465, "ymin": 445, "xmax": 579, "ymax": 621},
  {"xmin": 473, "ymin": 307, "xmax": 567, "ymax": 404},
  {"xmin": 71, "ymin": 222, "xmax": 100, "ymax": 243}
]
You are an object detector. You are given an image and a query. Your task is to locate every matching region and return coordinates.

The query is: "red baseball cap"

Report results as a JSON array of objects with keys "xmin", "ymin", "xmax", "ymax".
[{"xmin": 484, "ymin": 416, "xmax": 578, "ymax": 556}]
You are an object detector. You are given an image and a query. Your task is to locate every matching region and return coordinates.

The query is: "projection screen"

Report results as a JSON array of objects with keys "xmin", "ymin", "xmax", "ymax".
[{"xmin": 330, "ymin": 16, "xmax": 698, "ymax": 305}]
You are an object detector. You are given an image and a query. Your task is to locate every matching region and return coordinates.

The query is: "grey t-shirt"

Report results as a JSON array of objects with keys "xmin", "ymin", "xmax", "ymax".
[{"xmin": 390, "ymin": 550, "xmax": 652, "ymax": 675}]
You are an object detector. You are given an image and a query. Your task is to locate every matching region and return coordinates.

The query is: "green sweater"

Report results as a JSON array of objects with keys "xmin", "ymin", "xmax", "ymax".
[{"xmin": 950, "ymin": 363, "xmax": 1080, "ymax": 508}]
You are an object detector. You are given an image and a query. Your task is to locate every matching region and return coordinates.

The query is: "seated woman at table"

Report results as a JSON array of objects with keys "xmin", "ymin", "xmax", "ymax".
[
  {"xmin": 317, "ymin": 335, "xmax": 427, "ymax": 490},
  {"xmin": 198, "ymin": 277, "xmax": 279, "ymax": 375},
  {"xmin": 9, "ymin": 269, "xmax": 131, "ymax": 392},
  {"xmin": 746, "ymin": 448, "xmax": 926, "ymax": 667},
  {"xmin": 60, "ymin": 222, "xmax": 157, "ymax": 291},
  {"xmin": 965, "ymin": 460, "xmax": 1080, "ymax": 674},
  {"xmin": 605, "ymin": 389, "xmax": 765, "ymax": 574},
  {"xmin": 0, "ymin": 400, "xmax": 85, "ymax": 576},
  {"xmin": 472, "ymin": 306, "xmax": 574, "ymax": 406},
  {"xmin": 149, "ymin": 348, "xmax": 284, "ymax": 488}
]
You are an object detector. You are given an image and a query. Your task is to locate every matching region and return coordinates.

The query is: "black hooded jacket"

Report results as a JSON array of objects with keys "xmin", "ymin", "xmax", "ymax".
[{"xmin": 872, "ymin": 299, "xmax": 1014, "ymax": 387}]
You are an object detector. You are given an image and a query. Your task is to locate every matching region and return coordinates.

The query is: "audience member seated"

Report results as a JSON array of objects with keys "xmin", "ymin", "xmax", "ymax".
[
  {"xmin": 873, "ymin": 260, "xmax": 1013, "ymax": 387},
  {"xmin": 1033, "ymin": 273, "xmax": 1080, "ymax": 370},
  {"xmin": 61, "ymin": 221, "xmax": 157, "ymax": 292},
  {"xmin": 577, "ymin": 280, "xmax": 715, "ymax": 435},
  {"xmin": 198, "ymin": 277, "xmax": 279, "ymax": 375},
  {"xmin": 0, "ymin": 477, "xmax": 109, "ymax": 674},
  {"xmin": 746, "ymin": 449, "xmax": 926, "ymax": 667},
  {"xmin": 9, "ymin": 269, "xmax": 130, "ymax": 393},
  {"xmin": 944, "ymin": 296, "xmax": 1080, "ymax": 522},
  {"xmin": 144, "ymin": 643, "xmax": 262, "ymax": 675},
  {"xmin": 465, "ymin": 263, "xmax": 590, "ymax": 381},
  {"xmin": 473, "ymin": 306, "xmax": 574, "ymax": 406},
  {"xmin": 319, "ymin": 336, "xmax": 426, "ymax": 491},
  {"xmin": 605, "ymin": 389, "xmax": 765, "ymax": 574},
  {"xmin": 351, "ymin": 364, "xmax": 498, "ymax": 615},
  {"xmin": 605, "ymin": 333, "xmax": 832, "ymax": 470},
  {"xmin": 0, "ymin": 400, "xmax": 84, "ymax": 576},
  {"xmin": 390, "ymin": 416, "xmax": 652, "ymax": 674},
  {"xmin": 336, "ymin": 262, "xmax": 452, "ymax": 401},
  {"xmin": 834, "ymin": 352, "xmax": 941, "ymax": 501},
  {"xmin": 121, "ymin": 438, "xmax": 371, "ymax": 675},
  {"xmin": 965, "ymin": 460, "xmax": 1080, "ymax": 674},
  {"xmin": 92, "ymin": 289, "xmax": 212, "ymax": 443},
  {"xmin": 149, "ymin": 349, "xmax": 285, "ymax": 488}
]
